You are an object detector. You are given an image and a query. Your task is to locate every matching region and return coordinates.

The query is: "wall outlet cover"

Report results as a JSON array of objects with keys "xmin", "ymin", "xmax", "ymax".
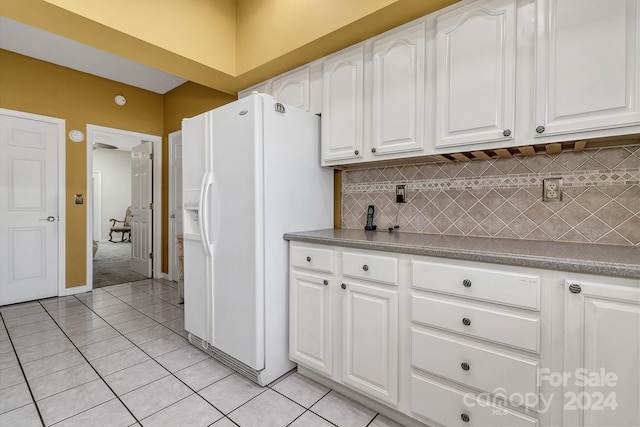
[{"xmin": 542, "ymin": 178, "xmax": 563, "ymax": 202}]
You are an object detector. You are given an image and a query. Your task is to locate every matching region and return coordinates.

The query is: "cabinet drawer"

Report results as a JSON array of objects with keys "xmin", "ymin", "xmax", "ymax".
[
  {"xmin": 291, "ymin": 244, "xmax": 334, "ymax": 273},
  {"xmin": 412, "ymin": 295, "xmax": 540, "ymax": 353},
  {"xmin": 412, "ymin": 328, "xmax": 539, "ymax": 409},
  {"xmin": 343, "ymin": 251, "xmax": 398, "ymax": 285},
  {"xmin": 412, "ymin": 260, "xmax": 540, "ymax": 310},
  {"xmin": 411, "ymin": 374, "xmax": 538, "ymax": 427}
]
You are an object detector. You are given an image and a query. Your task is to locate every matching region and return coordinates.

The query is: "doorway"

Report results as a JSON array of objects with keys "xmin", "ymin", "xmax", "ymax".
[{"xmin": 86, "ymin": 125, "xmax": 162, "ymax": 290}]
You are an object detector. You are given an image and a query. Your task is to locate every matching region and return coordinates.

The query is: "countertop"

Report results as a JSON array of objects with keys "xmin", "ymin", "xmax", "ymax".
[{"xmin": 284, "ymin": 229, "xmax": 640, "ymax": 279}]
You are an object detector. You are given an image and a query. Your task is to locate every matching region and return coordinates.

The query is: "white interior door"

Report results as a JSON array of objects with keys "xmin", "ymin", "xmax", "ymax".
[
  {"xmin": 168, "ymin": 131, "xmax": 183, "ymax": 282},
  {"xmin": 0, "ymin": 114, "xmax": 59, "ymax": 305},
  {"xmin": 131, "ymin": 141, "xmax": 152, "ymax": 277}
]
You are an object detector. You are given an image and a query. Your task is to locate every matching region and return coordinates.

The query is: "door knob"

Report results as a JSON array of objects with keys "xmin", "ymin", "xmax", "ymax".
[{"xmin": 41, "ymin": 216, "xmax": 56, "ymax": 222}]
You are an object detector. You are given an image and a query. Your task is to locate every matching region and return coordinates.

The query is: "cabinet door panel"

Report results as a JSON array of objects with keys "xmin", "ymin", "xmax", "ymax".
[
  {"xmin": 322, "ymin": 46, "xmax": 364, "ymax": 163},
  {"xmin": 343, "ymin": 282, "xmax": 398, "ymax": 406},
  {"xmin": 435, "ymin": 0, "xmax": 516, "ymax": 147},
  {"xmin": 564, "ymin": 280, "xmax": 640, "ymax": 427},
  {"xmin": 290, "ymin": 271, "xmax": 332, "ymax": 376},
  {"xmin": 272, "ymin": 67, "xmax": 310, "ymax": 111},
  {"xmin": 536, "ymin": 0, "xmax": 640, "ymax": 135},
  {"xmin": 372, "ymin": 22, "xmax": 426, "ymax": 155}
]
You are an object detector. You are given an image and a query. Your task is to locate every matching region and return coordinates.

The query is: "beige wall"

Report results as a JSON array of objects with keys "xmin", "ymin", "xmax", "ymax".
[{"xmin": 342, "ymin": 147, "xmax": 640, "ymax": 247}]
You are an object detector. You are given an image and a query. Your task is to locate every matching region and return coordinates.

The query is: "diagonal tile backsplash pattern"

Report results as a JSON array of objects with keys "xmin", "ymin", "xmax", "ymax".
[{"xmin": 342, "ymin": 146, "xmax": 640, "ymax": 246}]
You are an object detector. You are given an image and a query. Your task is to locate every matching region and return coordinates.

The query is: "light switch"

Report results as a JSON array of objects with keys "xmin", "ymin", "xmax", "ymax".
[{"xmin": 75, "ymin": 194, "xmax": 84, "ymax": 204}]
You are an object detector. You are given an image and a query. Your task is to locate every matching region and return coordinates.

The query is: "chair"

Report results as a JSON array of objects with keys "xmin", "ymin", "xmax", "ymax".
[{"xmin": 109, "ymin": 206, "xmax": 133, "ymax": 242}]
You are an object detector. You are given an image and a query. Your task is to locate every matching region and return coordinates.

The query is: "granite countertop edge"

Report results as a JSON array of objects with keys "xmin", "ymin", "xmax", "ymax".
[{"xmin": 284, "ymin": 230, "xmax": 640, "ymax": 279}]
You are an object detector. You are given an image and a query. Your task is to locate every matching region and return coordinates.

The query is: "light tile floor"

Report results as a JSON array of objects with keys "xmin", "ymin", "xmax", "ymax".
[{"xmin": 0, "ymin": 279, "xmax": 403, "ymax": 427}]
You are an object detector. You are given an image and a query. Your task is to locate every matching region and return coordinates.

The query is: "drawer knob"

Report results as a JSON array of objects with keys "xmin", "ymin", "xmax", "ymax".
[
  {"xmin": 461, "ymin": 362, "xmax": 470, "ymax": 371},
  {"xmin": 354, "ymin": 149, "xmax": 359, "ymax": 155},
  {"xmin": 306, "ymin": 256, "xmax": 311, "ymax": 262},
  {"xmin": 341, "ymin": 283, "xmax": 347, "ymax": 290},
  {"xmin": 461, "ymin": 413, "xmax": 470, "ymax": 423},
  {"xmin": 362, "ymin": 264, "xmax": 369, "ymax": 271},
  {"xmin": 371, "ymin": 147, "xmax": 377, "ymax": 153},
  {"xmin": 323, "ymin": 280, "xmax": 328, "ymax": 286},
  {"xmin": 462, "ymin": 279, "xmax": 472, "ymax": 288},
  {"xmin": 536, "ymin": 125, "xmax": 546, "ymax": 134},
  {"xmin": 462, "ymin": 318, "xmax": 471, "ymax": 326},
  {"xmin": 503, "ymin": 129, "xmax": 511, "ymax": 137}
]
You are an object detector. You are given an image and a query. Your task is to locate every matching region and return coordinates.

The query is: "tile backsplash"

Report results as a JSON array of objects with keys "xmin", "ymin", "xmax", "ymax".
[{"xmin": 342, "ymin": 146, "xmax": 640, "ymax": 246}]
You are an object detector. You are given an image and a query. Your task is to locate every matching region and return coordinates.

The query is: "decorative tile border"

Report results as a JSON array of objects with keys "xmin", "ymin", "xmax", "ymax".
[{"xmin": 342, "ymin": 146, "xmax": 640, "ymax": 247}]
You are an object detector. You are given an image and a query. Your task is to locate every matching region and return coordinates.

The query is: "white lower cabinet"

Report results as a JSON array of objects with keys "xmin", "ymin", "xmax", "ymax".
[
  {"xmin": 563, "ymin": 279, "xmax": 640, "ymax": 427},
  {"xmin": 288, "ymin": 241, "xmax": 639, "ymax": 426},
  {"xmin": 342, "ymin": 281, "xmax": 398, "ymax": 406},
  {"xmin": 289, "ymin": 270, "xmax": 333, "ymax": 376}
]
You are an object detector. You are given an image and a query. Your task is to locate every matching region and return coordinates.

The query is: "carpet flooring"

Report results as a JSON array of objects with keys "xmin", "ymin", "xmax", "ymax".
[{"xmin": 93, "ymin": 241, "xmax": 148, "ymax": 288}]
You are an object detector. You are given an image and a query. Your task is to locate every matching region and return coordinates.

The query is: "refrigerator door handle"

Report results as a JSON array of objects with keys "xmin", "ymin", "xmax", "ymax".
[{"xmin": 199, "ymin": 172, "xmax": 214, "ymax": 256}]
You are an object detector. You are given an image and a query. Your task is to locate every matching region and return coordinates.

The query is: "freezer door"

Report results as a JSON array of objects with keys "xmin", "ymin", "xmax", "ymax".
[{"xmin": 210, "ymin": 95, "xmax": 265, "ymax": 370}]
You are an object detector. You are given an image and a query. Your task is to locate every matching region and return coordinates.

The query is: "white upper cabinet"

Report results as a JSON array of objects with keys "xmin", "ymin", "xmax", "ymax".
[
  {"xmin": 271, "ymin": 66, "xmax": 311, "ymax": 112},
  {"xmin": 371, "ymin": 21, "xmax": 426, "ymax": 156},
  {"xmin": 321, "ymin": 46, "xmax": 365, "ymax": 164},
  {"xmin": 535, "ymin": 0, "xmax": 640, "ymax": 137},
  {"xmin": 435, "ymin": 0, "xmax": 517, "ymax": 148}
]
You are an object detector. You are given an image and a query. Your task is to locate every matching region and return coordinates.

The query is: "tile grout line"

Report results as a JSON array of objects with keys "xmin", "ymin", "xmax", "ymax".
[
  {"xmin": 35, "ymin": 299, "xmax": 142, "ymax": 427},
  {"xmin": 280, "ymin": 385, "xmax": 339, "ymax": 427},
  {"xmin": 0, "ymin": 311, "xmax": 46, "ymax": 427},
  {"xmin": 73, "ymin": 285, "xmax": 236, "ymax": 424}
]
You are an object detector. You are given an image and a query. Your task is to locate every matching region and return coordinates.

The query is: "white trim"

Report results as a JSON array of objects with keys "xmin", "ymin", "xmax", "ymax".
[
  {"xmin": 0, "ymin": 108, "xmax": 66, "ymax": 298},
  {"xmin": 168, "ymin": 130, "xmax": 182, "ymax": 282},
  {"xmin": 86, "ymin": 124, "xmax": 163, "ymax": 290},
  {"xmin": 92, "ymin": 171, "xmax": 102, "ymax": 242}
]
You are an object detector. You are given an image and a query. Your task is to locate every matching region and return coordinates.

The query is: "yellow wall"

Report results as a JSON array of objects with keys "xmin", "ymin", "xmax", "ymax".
[
  {"xmin": 1, "ymin": 0, "xmax": 460, "ymax": 94},
  {"xmin": 0, "ymin": 50, "xmax": 238, "ymax": 286},
  {"xmin": 0, "ymin": 49, "xmax": 164, "ymax": 287},
  {"xmin": 235, "ymin": 0, "xmax": 458, "ymax": 75},
  {"xmin": 39, "ymin": 0, "xmax": 237, "ymax": 75},
  {"xmin": 161, "ymin": 82, "xmax": 237, "ymax": 273}
]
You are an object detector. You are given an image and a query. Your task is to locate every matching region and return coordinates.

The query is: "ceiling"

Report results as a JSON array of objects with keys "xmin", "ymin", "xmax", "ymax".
[{"xmin": 0, "ymin": 17, "xmax": 186, "ymax": 95}]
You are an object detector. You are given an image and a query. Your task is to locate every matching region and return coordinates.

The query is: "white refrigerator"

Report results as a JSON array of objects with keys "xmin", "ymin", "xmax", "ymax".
[{"xmin": 181, "ymin": 94, "xmax": 333, "ymax": 385}]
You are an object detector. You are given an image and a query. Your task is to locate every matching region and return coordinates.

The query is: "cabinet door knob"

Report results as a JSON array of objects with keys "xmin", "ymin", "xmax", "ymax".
[
  {"xmin": 323, "ymin": 280, "xmax": 328, "ymax": 286},
  {"xmin": 536, "ymin": 125, "xmax": 545, "ymax": 134},
  {"xmin": 503, "ymin": 129, "xmax": 512, "ymax": 137},
  {"xmin": 306, "ymin": 256, "xmax": 311, "ymax": 262},
  {"xmin": 461, "ymin": 362, "xmax": 470, "ymax": 371},
  {"xmin": 462, "ymin": 279, "xmax": 472, "ymax": 288},
  {"xmin": 341, "ymin": 283, "xmax": 347, "ymax": 290},
  {"xmin": 462, "ymin": 318, "xmax": 471, "ymax": 326},
  {"xmin": 461, "ymin": 413, "xmax": 470, "ymax": 423},
  {"xmin": 569, "ymin": 284, "xmax": 582, "ymax": 294},
  {"xmin": 354, "ymin": 149, "xmax": 359, "ymax": 155},
  {"xmin": 362, "ymin": 264, "xmax": 369, "ymax": 271},
  {"xmin": 371, "ymin": 147, "xmax": 377, "ymax": 153}
]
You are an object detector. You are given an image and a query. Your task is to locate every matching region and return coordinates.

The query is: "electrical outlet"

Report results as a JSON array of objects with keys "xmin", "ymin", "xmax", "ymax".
[{"xmin": 542, "ymin": 178, "xmax": 563, "ymax": 202}]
